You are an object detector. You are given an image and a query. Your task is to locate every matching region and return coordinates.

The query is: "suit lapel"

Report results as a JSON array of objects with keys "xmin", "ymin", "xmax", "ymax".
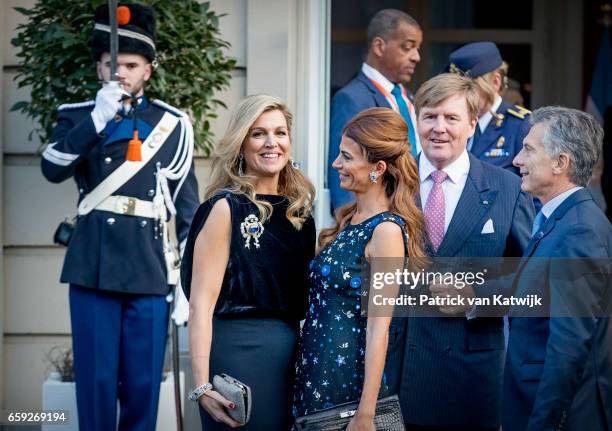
[
  {"xmin": 357, "ymin": 72, "xmax": 392, "ymax": 109},
  {"xmin": 437, "ymin": 155, "xmax": 493, "ymax": 256},
  {"xmin": 515, "ymin": 188, "xmax": 593, "ymax": 274},
  {"xmin": 524, "ymin": 218, "xmax": 555, "ymax": 258}
]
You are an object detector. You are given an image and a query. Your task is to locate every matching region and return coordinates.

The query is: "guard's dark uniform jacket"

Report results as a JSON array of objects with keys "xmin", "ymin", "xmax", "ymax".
[
  {"xmin": 471, "ymin": 101, "xmax": 531, "ymax": 176},
  {"xmin": 41, "ymin": 96, "xmax": 199, "ymax": 295}
]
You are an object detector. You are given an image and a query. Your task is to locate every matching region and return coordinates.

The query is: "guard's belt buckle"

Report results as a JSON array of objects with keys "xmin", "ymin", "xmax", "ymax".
[{"xmin": 115, "ymin": 196, "xmax": 136, "ymax": 216}]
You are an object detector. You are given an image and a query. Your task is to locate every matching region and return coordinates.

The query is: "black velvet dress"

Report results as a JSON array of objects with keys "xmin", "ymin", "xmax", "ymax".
[{"xmin": 181, "ymin": 191, "xmax": 315, "ymax": 430}]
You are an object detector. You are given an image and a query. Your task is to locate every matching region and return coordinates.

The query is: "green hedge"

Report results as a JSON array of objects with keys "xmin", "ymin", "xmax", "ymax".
[{"xmin": 11, "ymin": 0, "xmax": 236, "ymax": 155}]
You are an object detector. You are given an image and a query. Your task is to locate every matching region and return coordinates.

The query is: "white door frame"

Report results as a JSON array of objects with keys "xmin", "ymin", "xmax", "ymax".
[{"xmin": 295, "ymin": 0, "xmax": 334, "ymax": 229}]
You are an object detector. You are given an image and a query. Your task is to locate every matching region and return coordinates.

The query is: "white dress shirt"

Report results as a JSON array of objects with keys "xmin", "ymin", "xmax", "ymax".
[
  {"xmin": 478, "ymin": 94, "xmax": 503, "ymax": 133},
  {"xmin": 419, "ymin": 150, "xmax": 471, "ymax": 234},
  {"xmin": 540, "ymin": 186, "xmax": 583, "ymax": 218},
  {"xmin": 362, "ymin": 62, "xmax": 394, "ymax": 96}
]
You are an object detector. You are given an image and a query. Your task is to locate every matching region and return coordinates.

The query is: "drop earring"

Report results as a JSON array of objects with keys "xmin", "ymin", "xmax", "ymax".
[
  {"xmin": 368, "ymin": 171, "xmax": 378, "ymax": 183},
  {"xmin": 238, "ymin": 154, "xmax": 244, "ymax": 176}
]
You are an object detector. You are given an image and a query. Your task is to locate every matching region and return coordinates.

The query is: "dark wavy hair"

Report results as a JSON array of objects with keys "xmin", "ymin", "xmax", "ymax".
[{"xmin": 319, "ymin": 108, "xmax": 426, "ymax": 264}]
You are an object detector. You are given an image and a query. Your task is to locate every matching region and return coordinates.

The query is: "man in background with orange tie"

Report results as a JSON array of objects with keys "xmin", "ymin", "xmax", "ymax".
[{"xmin": 328, "ymin": 9, "xmax": 422, "ymax": 214}]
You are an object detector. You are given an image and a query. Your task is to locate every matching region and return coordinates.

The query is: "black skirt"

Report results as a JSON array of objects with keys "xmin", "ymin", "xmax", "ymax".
[{"xmin": 199, "ymin": 317, "xmax": 299, "ymax": 431}]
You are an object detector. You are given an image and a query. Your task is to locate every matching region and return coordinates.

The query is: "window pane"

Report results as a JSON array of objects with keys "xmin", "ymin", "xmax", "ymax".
[
  {"xmin": 429, "ymin": 0, "xmax": 533, "ymax": 29},
  {"xmin": 330, "ymin": 43, "xmax": 368, "ymax": 97},
  {"xmin": 331, "ymin": 0, "xmax": 410, "ymax": 29}
]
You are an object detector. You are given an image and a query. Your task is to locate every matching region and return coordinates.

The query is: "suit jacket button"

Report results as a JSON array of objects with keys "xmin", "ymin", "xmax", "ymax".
[
  {"xmin": 104, "ymin": 157, "xmax": 112, "ymax": 164},
  {"xmin": 106, "ymin": 217, "xmax": 116, "ymax": 226}
]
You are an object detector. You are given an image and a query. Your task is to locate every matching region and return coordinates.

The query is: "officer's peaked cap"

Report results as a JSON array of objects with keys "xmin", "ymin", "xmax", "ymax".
[{"xmin": 445, "ymin": 41, "xmax": 503, "ymax": 78}]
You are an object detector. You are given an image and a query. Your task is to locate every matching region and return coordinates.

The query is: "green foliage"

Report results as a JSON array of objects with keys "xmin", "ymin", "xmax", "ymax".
[{"xmin": 11, "ymin": 0, "xmax": 236, "ymax": 155}]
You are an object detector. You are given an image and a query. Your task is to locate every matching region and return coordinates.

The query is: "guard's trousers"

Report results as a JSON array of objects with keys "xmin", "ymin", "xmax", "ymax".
[{"xmin": 69, "ymin": 284, "xmax": 169, "ymax": 431}]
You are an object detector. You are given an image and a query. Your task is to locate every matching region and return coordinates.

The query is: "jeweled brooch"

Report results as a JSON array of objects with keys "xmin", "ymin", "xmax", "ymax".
[{"xmin": 240, "ymin": 214, "xmax": 264, "ymax": 249}]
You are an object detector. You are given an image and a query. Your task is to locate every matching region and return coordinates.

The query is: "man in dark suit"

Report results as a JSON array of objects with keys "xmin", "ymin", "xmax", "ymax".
[
  {"xmin": 503, "ymin": 107, "xmax": 612, "ymax": 431},
  {"xmin": 329, "ymin": 9, "xmax": 422, "ymax": 212},
  {"xmin": 384, "ymin": 73, "xmax": 534, "ymax": 430}
]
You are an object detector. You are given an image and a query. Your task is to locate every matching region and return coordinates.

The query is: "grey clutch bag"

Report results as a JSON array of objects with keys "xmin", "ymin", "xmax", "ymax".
[
  {"xmin": 213, "ymin": 374, "xmax": 252, "ymax": 424},
  {"xmin": 294, "ymin": 395, "xmax": 405, "ymax": 431}
]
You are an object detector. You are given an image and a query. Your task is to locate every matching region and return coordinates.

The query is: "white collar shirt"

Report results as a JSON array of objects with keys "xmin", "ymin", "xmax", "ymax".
[
  {"xmin": 478, "ymin": 94, "xmax": 503, "ymax": 133},
  {"xmin": 361, "ymin": 62, "xmax": 395, "ymax": 94},
  {"xmin": 540, "ymin": 186, "xmax": 583, "ymax": 219}
]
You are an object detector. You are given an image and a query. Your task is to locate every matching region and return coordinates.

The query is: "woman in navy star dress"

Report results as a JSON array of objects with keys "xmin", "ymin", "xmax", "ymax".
[{"xmin": 294, "ymin": 108, "xmax": 426, "ymax": 430}]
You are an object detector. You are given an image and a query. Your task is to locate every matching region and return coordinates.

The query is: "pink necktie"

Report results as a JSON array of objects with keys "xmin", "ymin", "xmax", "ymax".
[{"xmin": 424, "ymin": 170, "xmax": 448, "ymax": 251}]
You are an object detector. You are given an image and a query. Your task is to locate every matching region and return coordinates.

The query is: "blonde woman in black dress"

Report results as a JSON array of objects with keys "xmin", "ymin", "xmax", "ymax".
[{"xmin": 182, "ymin": 95, "xmax": 316, "ymax": 430}]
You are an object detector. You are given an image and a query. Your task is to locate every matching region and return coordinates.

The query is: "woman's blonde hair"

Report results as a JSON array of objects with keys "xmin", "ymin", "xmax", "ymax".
[
  {"xmin": 319, "ymin": 108, "xmax": 426, "ymax": 262},
  {"xmin": 473, "ymin": 61, "xmax": 509, "ymax": 108},
  {"xmin": 204, "ymin": 94, "xmax": 315, "ymax": 229}
]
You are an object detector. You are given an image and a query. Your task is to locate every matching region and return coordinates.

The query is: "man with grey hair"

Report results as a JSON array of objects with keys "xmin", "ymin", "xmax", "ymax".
[
  {"xmin": 504, "ymin": 106, "xmax": 612, "ymax": 431},
  {"xmin": 328, "ymin": 9, "xmax": 422, "ymax": 213}
]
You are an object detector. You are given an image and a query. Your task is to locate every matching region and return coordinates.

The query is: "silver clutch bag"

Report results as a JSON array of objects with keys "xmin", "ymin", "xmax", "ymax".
[
  {"xmin": 213, "ymin": 374, "xmax": 252, "ymax": 424},
  {"xmin": 294, "ymin": 395, "xmax": 405, "ymax": 431}
]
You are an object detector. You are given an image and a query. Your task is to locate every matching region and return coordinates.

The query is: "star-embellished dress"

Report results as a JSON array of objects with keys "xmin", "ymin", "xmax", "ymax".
[{"xmin": 293, "ymin": 211, "xmax": 407, "ymax": 416}]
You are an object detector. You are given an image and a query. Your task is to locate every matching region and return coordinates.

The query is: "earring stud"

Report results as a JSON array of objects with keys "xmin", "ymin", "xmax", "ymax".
[{"xmin": 368, "ymin": 171, "xmax": 378, "ymax": 183}]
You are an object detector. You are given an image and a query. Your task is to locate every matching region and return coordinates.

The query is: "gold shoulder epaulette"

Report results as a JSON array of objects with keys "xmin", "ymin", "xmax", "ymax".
[{"xmin": 507, "ymin": 105, "xmax": 531, "ymax": 119}]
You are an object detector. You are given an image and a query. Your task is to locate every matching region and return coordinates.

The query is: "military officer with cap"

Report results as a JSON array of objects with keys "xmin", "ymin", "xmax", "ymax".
[
  {"xmin": 447, "ymin": 41, "xmax": 531, "ymax": 175},
  {"xmin": 41, "ymin": 3, "xmax": 199, "ymax": 430}
]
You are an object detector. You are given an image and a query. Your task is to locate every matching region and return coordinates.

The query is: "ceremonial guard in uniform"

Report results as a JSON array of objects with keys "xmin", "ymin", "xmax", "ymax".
[
  {"xmin": 447, "ymin": 41, "xmax": 531, "ymax": 175},
  {"xmin": 40, "ymin": 4, "xmax": 199, "ymax": 430}
]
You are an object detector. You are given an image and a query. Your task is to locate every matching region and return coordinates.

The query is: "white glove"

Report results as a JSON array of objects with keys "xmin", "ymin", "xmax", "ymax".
[
  {"xmin": 90, "ymin": 81, "xmax": 130, "ymax": 133},
  {"xmin": 170, "ymin": 281, "xmax": 190, "ymax": 326}
]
